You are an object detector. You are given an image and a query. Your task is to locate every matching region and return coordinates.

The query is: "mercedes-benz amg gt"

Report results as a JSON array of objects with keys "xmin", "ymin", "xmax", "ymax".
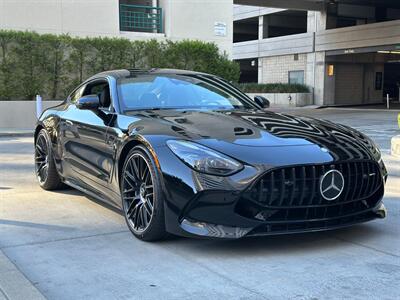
[{"xmin": 34, "ymin": 69, "xmax": 387, "ymax": 241}]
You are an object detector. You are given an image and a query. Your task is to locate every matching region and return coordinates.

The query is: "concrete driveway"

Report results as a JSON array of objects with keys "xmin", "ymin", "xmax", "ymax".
[{"xmin": 0, "ymin": 108, "xmax": 399, "ymax": 300}]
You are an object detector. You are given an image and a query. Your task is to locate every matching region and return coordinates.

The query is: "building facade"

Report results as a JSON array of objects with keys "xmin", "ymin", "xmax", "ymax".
[
  {"xmin": 0, "ymin": 0, "xmax": 233, "ymax": 55},
  {"xmin": 233, "ymin": 0, "xmax": 400, "ymax": 106}
]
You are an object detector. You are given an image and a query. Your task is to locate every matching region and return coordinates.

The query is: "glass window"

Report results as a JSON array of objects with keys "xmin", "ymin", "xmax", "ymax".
[
  {"xmin": 85, "ymin": 82, "xmax": 108, "ymax": 96},
  {"xmin": 69, "ymin": 85, "xmax": 85, "ymax": 103},
  {"xmin": 289, "ymin": 71, "xmax": 305, "ymax": 85},
  {"xmin": 84, "ymin": 81, "xmax": 111, "ymax": 110},
  {"xmin": 117, "ymin": 74, "xmax": 255, "ymax": 111}
]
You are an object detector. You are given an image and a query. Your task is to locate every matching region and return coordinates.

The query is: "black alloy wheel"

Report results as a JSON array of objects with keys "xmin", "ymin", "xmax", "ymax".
[
  {"xmin": 35, "ymin": 133, "xmax": 49, "ymax": 184},
  {"xmin": 121, "ymin": 146, "xmax": 167, "ymax": 241},
  {"xmin": 34, "ymin": 129, "xmax": 64, "ymax": 190}
]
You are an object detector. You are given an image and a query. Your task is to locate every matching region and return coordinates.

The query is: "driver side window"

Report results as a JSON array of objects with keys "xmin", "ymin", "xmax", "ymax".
[
  {"xmin": 69, "ymin": 85, "xmax": 85, "ymax": 103},
  {"xmin": 83, "ymin": 81, "xmax": 112, "ymax": 111}
]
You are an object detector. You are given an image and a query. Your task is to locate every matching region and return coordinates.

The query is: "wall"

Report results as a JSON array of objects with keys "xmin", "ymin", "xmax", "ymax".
[
  {"xmin": 233, "ymin": 32, "xmax": 314, "ymax": 60},
  {"xmin": 0, "ymin": 101, "xmax": 63, "ymax": 130},
  {"xmin": 315, "ymin": 19, "xmax": 400, "ymax": 52},
  {"xmin": 0, "ymin": 0, "xmax": 120, "ymax": 37},
  {"xmin": 160, "ymin": 0, "xmax": 233, "ymax": 56},
  {"xmin": 247, "ymin": 93, "xmax": 313, "ymax": 107},
  {"xmin": 259, "ymin": 53, "xmax": 307, "ymax": 84},
  {"xmin": 234, "ymin": 5, "xmax": 285, "ymax": 21}
]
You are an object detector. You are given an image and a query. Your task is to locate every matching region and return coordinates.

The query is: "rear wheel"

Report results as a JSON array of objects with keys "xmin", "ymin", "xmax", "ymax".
[
  {"xmin": 121, "ymin": 146, "xmax": 167, "ymax": 241},
  {"xmin": 35, "ymin": 129, "xmax": 64, "ymax": 190}
]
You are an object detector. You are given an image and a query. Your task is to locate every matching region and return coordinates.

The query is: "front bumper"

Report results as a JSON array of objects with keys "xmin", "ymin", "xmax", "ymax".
[
  {"xmin": 157, "ymin": 146, "xmax": 387, "ymax": 239},
  {"xmin": 180, "ymin": 202, "xmax": 386, "ymax": 239}
]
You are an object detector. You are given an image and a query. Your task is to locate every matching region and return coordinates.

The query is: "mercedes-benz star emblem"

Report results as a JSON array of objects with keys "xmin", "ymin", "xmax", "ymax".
[{"xmin": 320, "ymin": 169, "xmax": 345, "ymax": 201}]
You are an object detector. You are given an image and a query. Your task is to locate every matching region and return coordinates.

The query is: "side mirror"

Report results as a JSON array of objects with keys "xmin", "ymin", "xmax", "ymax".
[
  {"xmin": 254, "ymin": 96, "xmax": 270, "ymax": 108},
  {"xmin": 76, "ymin": 95, "xmax": 100, "ymax": 110}
]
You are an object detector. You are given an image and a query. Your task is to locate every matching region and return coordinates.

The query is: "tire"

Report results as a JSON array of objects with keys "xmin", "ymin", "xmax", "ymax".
[
  {"xmin": 121, "ymin": 145, "xmax": 167, "ymax": 241},
  {"xmin": 35, "ymin": 129, "xmax": 64, "ymax": 190}
]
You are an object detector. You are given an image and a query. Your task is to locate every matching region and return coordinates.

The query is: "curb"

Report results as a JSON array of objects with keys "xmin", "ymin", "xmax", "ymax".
[{"xmin": 0, "ymin": 251, "xmax": 46, "ymax": 300}]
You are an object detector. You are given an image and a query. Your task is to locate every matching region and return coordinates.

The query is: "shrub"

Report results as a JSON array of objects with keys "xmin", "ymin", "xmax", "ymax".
[
  {"xmin": 236, "ymin": 83, "xmax": 310, "ymax": 94},
  {"xmin": 0, "ymin": 30, "xmax": 240, "ymax": 100}
]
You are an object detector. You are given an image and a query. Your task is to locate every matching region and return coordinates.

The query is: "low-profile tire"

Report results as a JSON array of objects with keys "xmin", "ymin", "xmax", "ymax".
[
  {"xmin": 35, "ymin": 129, "xmax": 64, "ymax": 190},
  {"xmin": 121, "ymin": 145, "xmax": 167, "ymax": 241}
]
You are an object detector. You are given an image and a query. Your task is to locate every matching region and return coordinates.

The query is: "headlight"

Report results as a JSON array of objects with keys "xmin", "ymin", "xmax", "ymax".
[{"xmin": 167, "ymin": 140, "xmax": 243, "ymax": 176}]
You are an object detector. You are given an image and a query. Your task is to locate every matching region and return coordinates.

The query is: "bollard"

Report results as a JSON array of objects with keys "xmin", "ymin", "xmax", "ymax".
[
  {"xmin": 36, "ymin": 95, "xmax": 42, "ymax": 119},
  {"xmin": 387, "ymin": 94, "xmax": 390, "ymax": 109}
]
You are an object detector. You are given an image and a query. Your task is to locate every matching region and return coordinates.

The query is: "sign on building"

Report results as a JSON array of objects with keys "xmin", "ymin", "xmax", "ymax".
[{"xmin": 214, "ymin": 22, "xmax": 227, "ymax": 37}]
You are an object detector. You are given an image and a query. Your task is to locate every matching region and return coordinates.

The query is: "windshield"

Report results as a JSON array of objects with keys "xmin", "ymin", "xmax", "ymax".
[{"xmin": 117, "ymin": 74, "xmax": 256, "ymax": 112}]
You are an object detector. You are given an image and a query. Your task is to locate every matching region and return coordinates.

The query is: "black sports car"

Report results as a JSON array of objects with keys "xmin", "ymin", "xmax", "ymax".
[{"xmin": 34, "ymin": 69, "xmax": 387, "ymax": 241}]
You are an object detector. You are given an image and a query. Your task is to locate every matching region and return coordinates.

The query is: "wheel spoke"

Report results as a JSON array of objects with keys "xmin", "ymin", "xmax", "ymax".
[
  {"xmin": 127, "ymin": 198, "xmax": 140, "ymax": 218},
  {"xmin": 132, "ymin": 205, "xmax": 140, "ymax": 228},
  {"xmin": 143, "ymin": 167, "xmax": 151, "ymax": 184},
  {"xmin": 139, "ymin": 157, "xmax": 146, "ymax": 180},
  {"xmin": 124, "ymin": 170, "xmax": 137, "ymax": 188},
  {"xmin": 130, "ymin": 158, "xmax": 140, "ymax": 180},
  {"xmin": 37, "ymin": 162, "xmax": 46, "ymax": 173},
  {"xmin": 123, "ymin": 187, "xmax": 136, "ymax": 195},
  {"xmin": 136, "ymin": 204, "xmax": 143, "ymax": 229},
  {"xmin": 143, "ymin": 200, "xmax": 153, "ymax": 218},
  {"xmin": 145, "ymin": 199, "xmax": 153, "ymax": 212},
  {"xmin": 141, "ymin": 205, "xmax": 148, "ymax": 227},
  {"xmin": 42, "ymin": 164, "xmax": 48, "ymax": 176},
  {"xmin": 36, "ymin": 145, "xmax": 45, "ymax": 156}
]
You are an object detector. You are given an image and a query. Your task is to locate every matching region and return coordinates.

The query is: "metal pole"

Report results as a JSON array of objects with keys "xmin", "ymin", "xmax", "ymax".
[
  {"xmin": 36, "ymin": 95, "xmax": 42, "ymax": 119},
  {"xmin": 387, "ymin": 94, "xmax": 390, "ymax": 109}
]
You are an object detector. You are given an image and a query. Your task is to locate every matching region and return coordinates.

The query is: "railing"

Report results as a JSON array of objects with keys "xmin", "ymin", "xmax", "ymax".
[{"xmin": 119, "ymin": 4, "xmax": 163, "ymax": 33}]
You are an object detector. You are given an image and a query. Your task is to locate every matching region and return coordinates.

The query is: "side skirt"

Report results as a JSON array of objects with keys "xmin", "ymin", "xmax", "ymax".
[{"xmin": 64, "ymin": 178, "xmax": 122, "ymax": 212}]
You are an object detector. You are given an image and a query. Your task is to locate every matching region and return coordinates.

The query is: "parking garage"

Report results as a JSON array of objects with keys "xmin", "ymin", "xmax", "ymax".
[{"xmin": 233, "ymin": 0, "xmax": 400, "ymax": 106}]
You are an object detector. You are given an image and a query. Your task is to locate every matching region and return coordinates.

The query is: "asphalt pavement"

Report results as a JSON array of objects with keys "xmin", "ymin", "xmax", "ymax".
[{"xmin": 0, "ymin": 107, "xmax": 399, "ymax": 300}]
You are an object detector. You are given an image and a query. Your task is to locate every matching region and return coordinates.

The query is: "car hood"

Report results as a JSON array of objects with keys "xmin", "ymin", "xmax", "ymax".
[{"xmin": 123, "ymin": 109, "xmax": 377, "ymax": 163}]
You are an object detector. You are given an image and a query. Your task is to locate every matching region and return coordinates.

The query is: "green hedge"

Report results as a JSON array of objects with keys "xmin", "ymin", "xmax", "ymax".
[
  {"xmin": 0, "ymin": 30, "xmax": 240, "ymax": 100},
  {"xmin": 236, "ymin": 83, "xmax": 310, "ymax": 94}
]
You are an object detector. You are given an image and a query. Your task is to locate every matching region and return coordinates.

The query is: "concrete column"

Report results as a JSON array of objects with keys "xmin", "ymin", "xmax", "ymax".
[
  {"xmin": 258, "ymin": 15, "xmax": 264, "ymax": 83},
  {"xmin": 258, "ymin": 15, "xmax": 264, "ymax": 40},
  {"xmin": 306, "ymin": 51, "xmax": 329, "ymax": 106},
  {"xmin": 152, "ymin": 0, "xmax": 158, "ymax": 33},
  {"xmin": 306, "ymin": 7, "xmax": 331, "ymax": 106},
  {"xmin": 258, "ymin": 58, "xmax": 263, "ymax": 84}
]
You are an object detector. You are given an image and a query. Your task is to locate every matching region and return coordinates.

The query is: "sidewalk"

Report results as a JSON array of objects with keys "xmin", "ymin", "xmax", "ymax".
[{"xmin": 0, "ymin": 251, "xmax": 46, "ymax": 300}]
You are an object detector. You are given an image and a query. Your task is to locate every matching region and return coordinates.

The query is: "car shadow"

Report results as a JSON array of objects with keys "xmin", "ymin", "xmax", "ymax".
[
  {"xmin": 48, "ymin": 188, "xmax": 387, "ymax": 255},
  {"xmin": 0, "ymin": 219, "xmax": 74, "ymax": 231},
  {"xmin": 52, "ymin": 188, "xmax": 123, "ymax": 215}
]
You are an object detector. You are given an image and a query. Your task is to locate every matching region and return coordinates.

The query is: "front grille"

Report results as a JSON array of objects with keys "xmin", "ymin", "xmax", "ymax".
[
  {"xmin": 248, "ymin": 160, "xmax": 381, "ymax": 208},
  {"xmin": 237, "ymin": 160, "xmax": 384, "ymax": 230}
]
